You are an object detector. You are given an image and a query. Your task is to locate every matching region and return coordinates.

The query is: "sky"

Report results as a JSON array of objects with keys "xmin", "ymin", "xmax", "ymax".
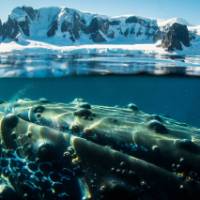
[{"xmin": 0, "ymin": 0, "xmax": 199, "ymax": 25}]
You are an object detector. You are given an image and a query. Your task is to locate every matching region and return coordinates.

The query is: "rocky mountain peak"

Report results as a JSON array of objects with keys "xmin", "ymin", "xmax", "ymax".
[
  {"xmin": 161, "ymin": 23, "xmax": 190, "ymax": 51},
  {"xmin": 10, "ymin": 6, "xmax": 36, "ymax": 22},
  {"xmin": 0, "ymin": 6, "xmax": 196, "ymax": 51}
]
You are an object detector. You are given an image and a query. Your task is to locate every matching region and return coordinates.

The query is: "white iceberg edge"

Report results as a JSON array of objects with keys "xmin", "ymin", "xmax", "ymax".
[
  {"xmin": 1, "ymin": 39, "xmax": 200, "ymax": 57},
  {"xmin": 0, "ymin": 40, "xmax": 169, "ymax": 55}
]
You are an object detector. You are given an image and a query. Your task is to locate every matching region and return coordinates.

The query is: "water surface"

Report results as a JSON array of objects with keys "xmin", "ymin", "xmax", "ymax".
[{"xmin": 0, "ymin": 53, "xmax": 200, "ymax": 77}]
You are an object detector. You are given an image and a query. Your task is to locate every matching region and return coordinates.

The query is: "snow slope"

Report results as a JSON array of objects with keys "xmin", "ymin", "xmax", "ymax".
[{"xmin": 0, "ymin": 40, "xmax": 167, "ymax": 55}]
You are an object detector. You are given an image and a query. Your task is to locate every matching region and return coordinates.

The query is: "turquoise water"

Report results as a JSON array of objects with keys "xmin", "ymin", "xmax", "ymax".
[{"xmin": 0, "ymin": 75, "xmax": 200, "ymax": 126}]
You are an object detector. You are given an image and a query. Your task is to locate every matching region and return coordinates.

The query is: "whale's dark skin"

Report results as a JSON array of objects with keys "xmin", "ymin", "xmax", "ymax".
[{"xmin": 0, "ymin": 98, "xmax": 200, "ymax": 200}]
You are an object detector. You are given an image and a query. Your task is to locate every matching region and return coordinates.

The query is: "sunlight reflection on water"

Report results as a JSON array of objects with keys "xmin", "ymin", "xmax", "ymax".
[{"xmin": 0, "ymin": 53, "xmax": 200, "ymax": 77}]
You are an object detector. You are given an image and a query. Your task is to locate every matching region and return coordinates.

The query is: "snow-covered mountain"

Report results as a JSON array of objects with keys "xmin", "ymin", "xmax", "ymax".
[
  {"xmin": 0, "ymin": 6, "xmax": 198, "ymax": 51},
  {"xmin": 0, "ymin": 6, "xmax": 159, "ymax": 43}
]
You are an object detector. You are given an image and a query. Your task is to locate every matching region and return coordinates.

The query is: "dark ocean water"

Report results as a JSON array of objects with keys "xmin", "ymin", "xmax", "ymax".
[{"xmin": 0, "ymin": 75, "xmax": 200, "ymax": 127}]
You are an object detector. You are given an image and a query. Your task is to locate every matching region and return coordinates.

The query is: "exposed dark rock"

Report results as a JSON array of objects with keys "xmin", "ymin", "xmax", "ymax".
[
  {"xmin": 85, "ymin": 17, "xmax": 110, "ymax": 42},
  {"xmin": 87, "ymin": 18, "xmax": 101, "ymax": 33},
  {"xmin": 60, "ymin": 12, "xmax": 83, "ymax": 40},
  {"xmin": 161, "ymin": 23, "xmax": 190, "ymax": 51},
  {"xmin": 109, "ymin": 20, "xmax": 121, "ymax": 26},
  {"xmin": 61, "ymin": 21, "xmax": 69, "ymax": 32},
  {"xmin": 87, "ymin": 17, "xmax": 109, "ymax": 35},
  {"xmin": 71, "ymin": 13, "xmax": 83, "ymax": 39},
  {"xmin": 0, "ymin": 19, "xmax": 2, "ymax": 37},
  {"xmin": 18, "ymin": 16, "xmax": 30, "ymax": 36},
  {"xmin": 21, "ymin": 6, "xmax": 36, "ymax": 20},
  {"xmin": 2, "ymin": 18, "xmax": 19, "ymax": 40},
  {"xmin": 2, "ymin": 6, "xmax": 37, "ymax": 38},
  {"xmin": 126, "ymin": 16, "xmax": 137, "ymax": 24},
  {"xmin": 126, "ymin": 16, "xmax": 145, "ymax": 24},
  {"xmin": 47, "ymin": 20, "xmax": 58, "ymax": 37},
  {"xmin": 107, "ymin": 31, "xmax": 115, "ymax": 39},
  {"xmin": 91, "ymin": 31, "xmax": 106, "ymax": 43},
  {"xmin": 124, "ymin": 29, "xmax": 129, "ymax": 37}
]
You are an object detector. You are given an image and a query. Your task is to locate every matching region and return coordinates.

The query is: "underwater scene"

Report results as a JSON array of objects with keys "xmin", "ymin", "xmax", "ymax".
[{"xmin": 0, "ymin": 1, "xmax": 200, "ymax": 200}]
